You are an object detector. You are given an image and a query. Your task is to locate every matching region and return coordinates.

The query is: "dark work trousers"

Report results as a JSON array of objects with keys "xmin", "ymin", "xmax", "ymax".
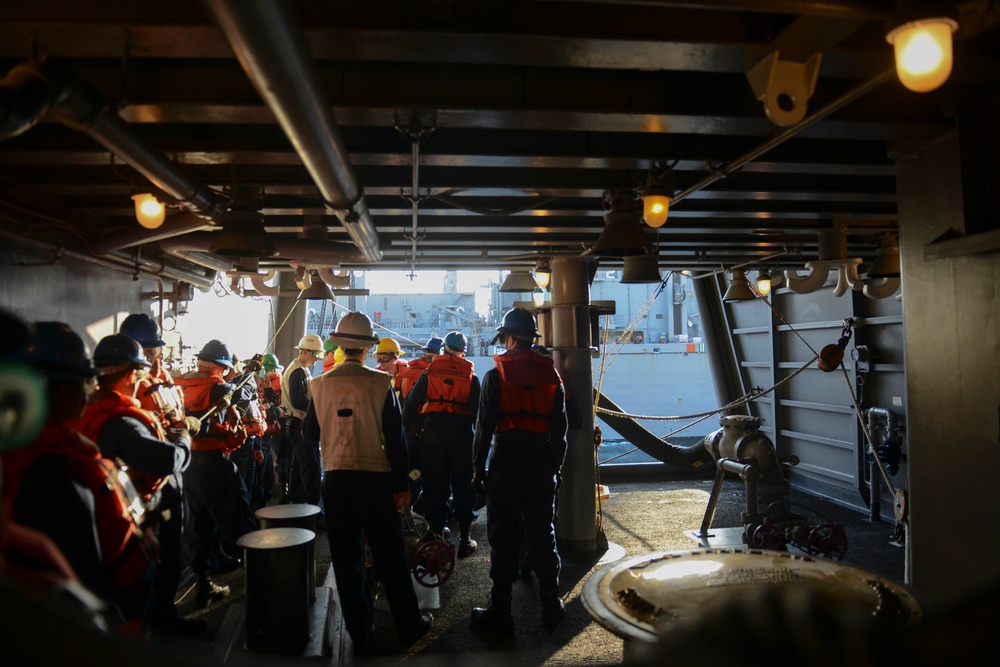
[
  {"xmin": 230, "ymin": 436, "xmax": 275, "ymax": 512},
  {"xmin": 485, "ymin": 443, "xmax": 560, "ymax": 594},
  {"xmin": 183, "ymin": 449, "xmax": 258, "ymax": 576},
  {"xmin": 287, "ymin": 417, "xmax": 323, "ymax": 508},
  {"xmin": 272, "ymin": 428, "xmax": 291, "ymax": 501},
  {"xmin": 150, "ymin": 479, "xmax": 184, "ymax": 621},
  {"xmin": 420, "ymin": 422, "xmax": 476, "ymax": 537},
  {"xmin": 323, "ymin": 470, "xmax": 423, "ymax": 646}
]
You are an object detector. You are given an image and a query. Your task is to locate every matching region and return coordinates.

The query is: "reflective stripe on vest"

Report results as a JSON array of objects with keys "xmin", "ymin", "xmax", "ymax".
[{"xmin": 494, "ymin": 349, "xmax": 561, "ymax": 433}]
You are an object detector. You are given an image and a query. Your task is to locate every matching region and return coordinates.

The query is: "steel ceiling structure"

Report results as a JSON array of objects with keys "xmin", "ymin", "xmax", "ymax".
[{"xmin": 1, "ymin": 0, "xmax": 997, "ymax": 278}]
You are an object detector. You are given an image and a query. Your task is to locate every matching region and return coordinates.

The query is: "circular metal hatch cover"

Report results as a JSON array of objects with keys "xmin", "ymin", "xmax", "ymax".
[{"xmin": 581, "ymin": 548, "xmax": 921, "ymax": 643}]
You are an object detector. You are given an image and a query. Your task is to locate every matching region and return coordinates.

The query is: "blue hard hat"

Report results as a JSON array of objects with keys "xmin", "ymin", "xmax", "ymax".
[
  {"xmin": 425, "ymin": 336, "xmax": 444, "ymax": 354},
  {"xmin": 13, "ymin": 321, "xmax": 99, "ymax": 380},
  {"xmin": 444, "ymin": 331, "xmax": 467, "ymax": 353},
  {"xmin": 119, "ymin": 313, "xmax": 166, "ymax": 348},
  {"xmin": 197, "ymin": 339, "xmax": 234, "ymax": 369},
  {"xmin": 94, "ymin": 333, "xmax": 150, "ymax": 369},
  {"xmin": 496, "ymin": 308, "xmax": 539, "ymax": 340}
]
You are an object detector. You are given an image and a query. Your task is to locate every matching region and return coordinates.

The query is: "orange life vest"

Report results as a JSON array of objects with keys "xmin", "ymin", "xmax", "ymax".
[
  {"xmin": 493, "ymin": 349, "xmax": 562, "ymax": 433},
  {"xmin": 255, "ymin": 373, "xmax": 283, "ymax": 435},
  {"xmin": 418, "ymin": 354, "xmax": 474, "ymax": 416},
  {"xmin": 72, "ymin": 390, "xmax": 170, "ymax": 498},
  {"xmin": 0, "ymin": 423, "xmax": 154, "ymax": 593},
  {"xmin": 378, "ymin": 358, "xmax": 408, "ymax": 390},
  {"xmin": 398, "ymin": 356, "xmax": 432, "ymax": 399},
  {"xmin": 174, "ymin": 371, "xmax": 243, "ymax": 454}
]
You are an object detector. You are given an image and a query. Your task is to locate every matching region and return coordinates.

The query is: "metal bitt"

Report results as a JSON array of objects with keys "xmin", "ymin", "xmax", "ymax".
[
  {"xmin": 549, "ymin": 255, "xmax": 599, "ymax": 556},
  {"xmin": 255, "ymin": 503, "xmax": 322, "ymax": 599},
  {"xmin": 236, "ymin": 527, "xmax": 316, "ymax": 655}
]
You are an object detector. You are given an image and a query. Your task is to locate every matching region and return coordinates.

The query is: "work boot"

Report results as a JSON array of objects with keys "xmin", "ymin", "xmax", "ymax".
[
  {"xmin": 196, "ymin": 575, "xmax": 230, "ymax": 609},
  {"xmin": 541, "ymin": 587, "xmax": 565, "ymax": 631},
  {"xmin": 471, "ymin": 590, "xmax": 514, "ymax": 633},
  {"xmin": 211, "ymin": 541, "xmax": 241, "ymax": 572},
  {"xmin": 457, "ymin": 535, "xmax": 478, "ymax": 558}
]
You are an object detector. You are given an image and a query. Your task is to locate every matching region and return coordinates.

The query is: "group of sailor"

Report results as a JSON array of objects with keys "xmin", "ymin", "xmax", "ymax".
[{"xmin": 0, "ymin": 304, "xmax": 569, "ymax": 652}]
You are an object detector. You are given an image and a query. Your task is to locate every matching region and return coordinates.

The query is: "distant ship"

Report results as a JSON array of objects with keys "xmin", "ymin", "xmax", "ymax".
[{"xmin": 306, "ymin": 270, "xmax": 719, "ymax": 445}]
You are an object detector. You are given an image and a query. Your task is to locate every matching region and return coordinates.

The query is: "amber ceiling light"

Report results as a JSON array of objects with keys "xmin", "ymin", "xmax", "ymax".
[{"xmin": 886, "ymin": 15, "xmax": 958, "ymax": 92}]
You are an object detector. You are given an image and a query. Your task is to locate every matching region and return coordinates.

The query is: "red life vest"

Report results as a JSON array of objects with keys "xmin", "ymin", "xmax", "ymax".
[
  {"xmin": 72, "ymin": 390, "xmax": 169, "ymax": 498},
  {"xmin": 378, "ymin": 358, "xmax": 408, "ymax": 390},
  {"xmin": 398, "ymin": 356, "xmax": 432, "ymax": 399},
  {"xmin": 135, "ymin": 356, "xmax": 186, "ymax": 431},
  {"xmin": 0, "ymin": 423, "xmax": 154, "ymax": 593},
  {"xmin": 493, "ymin": 349, "xmax": 562, "ymax": 433},
  {"xmin": 419, "ymin": 354, "xmax": 474, "ymax": 416},
  {"xmin": 175, "ymin": 371, "xmax": 242, "ymax": 454}
]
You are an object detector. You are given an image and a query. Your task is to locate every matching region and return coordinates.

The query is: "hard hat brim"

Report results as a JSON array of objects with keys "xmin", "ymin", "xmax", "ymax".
[{"xmin": 328, "ymin": 331, "xmax": 378, "ymax": 349}]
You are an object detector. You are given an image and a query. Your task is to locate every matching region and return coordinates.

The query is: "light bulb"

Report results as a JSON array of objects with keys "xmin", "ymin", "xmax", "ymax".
[
  {"xmin": 643, "ymin": 194, "xmax": 671, "ymax": 228},
  {"xmin": 886, "ymin": 18, "xmax": 958, "ymax": 93},
  {"xmin": 532, "ymin": 287, "xmax": 545, "ymax": 307},
  {"xmin": 756, "ymin": 270, "xmax": 772, "ymax": 296},
  {"xmin": 132, "ymin": 193, "xmax": 165, "ymax": 229},
  {"xmin": 534, "ymin": 268, "xmax": 551, "ymax": 289}
]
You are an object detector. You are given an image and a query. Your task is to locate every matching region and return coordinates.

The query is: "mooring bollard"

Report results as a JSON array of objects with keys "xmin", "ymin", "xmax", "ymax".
[{"xmin": 236, "ymin": 527, "xmax": 315, "ymax": 654}]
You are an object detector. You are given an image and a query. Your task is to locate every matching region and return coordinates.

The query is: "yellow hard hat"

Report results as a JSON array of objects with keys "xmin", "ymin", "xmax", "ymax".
[
  {"xmin": 375, "ymin": 337, "xmax": 404, "ymax": 356},
  {"xmin": 334, "ymin": 347, "xmax": 346, "ymax": 365}
]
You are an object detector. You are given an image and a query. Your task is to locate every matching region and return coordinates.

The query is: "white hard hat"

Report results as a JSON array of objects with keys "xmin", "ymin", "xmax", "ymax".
[
  {"xmin": 296, "ymin": 333, "xmax": 325, "ymax": 355},
  {"xmin": 328, "ymin": 312, "xmax": 378, "ymax": 349}
]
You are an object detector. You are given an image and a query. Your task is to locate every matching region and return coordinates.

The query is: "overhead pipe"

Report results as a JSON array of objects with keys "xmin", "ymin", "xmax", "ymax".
[
  {"xmin": 159, "ymin": 233, "xmax": 369, "ymax": 267},
  {"xmin": 90, "ymin": 211, "xmax": 218, "ymax": 255},
  {"xmin": 0, "ymin": 228, "xmax": 216, "ymax": 289},
  {"xmin": 205, "ymin": 0, "xmax": 383, "ymax": 263},
  {"xmin": 0, "ymin": 60, "xmax": 230, "ymax": 222}
]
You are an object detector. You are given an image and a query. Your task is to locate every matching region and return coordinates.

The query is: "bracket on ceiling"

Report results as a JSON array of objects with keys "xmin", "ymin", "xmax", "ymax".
[{"xmin": 747, "ymin": 51, "xmax": 822, "ymax": 127}]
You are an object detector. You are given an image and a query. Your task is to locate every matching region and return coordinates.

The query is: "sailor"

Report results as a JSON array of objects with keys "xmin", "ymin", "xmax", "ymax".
[
  {"xmin": 374, "ymin": 336, "xmax": 408, "ymax": 394},
  {"xmin": 280, "ymin": 334, "xmax": 324, "ymax": 508},
  {"xmin": 72, "ymin": 333, "xmax": 201, "ymax": 636},
  {"xmin": 117, "ymin": 314, "xmax": 199, "ymax": 629},
  {"xmin": 403, "ymin": 331, "xmax": 480, "ymax": 556},
  {"xmin": 321, "ymin": 339, "xmax": 339, "ymax": 373},
  {"xmin": 397, "ymin": 336, "xmax": 442, "ymax": 400},
  {"xmin": 471, "ymin": 308, "xmax": 568, "ymax": 633},
  {"xmin": 1, "ymin": 322, "xmax": 155, "ymax": 628},
  {"xmin": 248, "ymin": 353, "xmax": 283, "ymax": 509},
  {"xmin": 0, "ymin": 309, "xmax": 109, "ymax": 631},
  {"xmin": 174, "ymin": 339, "xmax": 259, "ymax": 608},
  {"xmin": 304, "ymin": 312, "xmax": 432, "ymax": 652},
  {"xmin": 260, "ymin": 353, "xmax": 291, "ymax": 502}
]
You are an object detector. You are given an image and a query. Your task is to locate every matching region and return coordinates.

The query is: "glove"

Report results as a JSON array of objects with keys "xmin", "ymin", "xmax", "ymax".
[
  {"xmin": 215, "ymin": 394, "xmax": 232, "ymax": 410},
  {"xmin": 253, "ymin": 449, "xmax": 264, "ymax": 465},
  {"xmin": 184, "ymin": 416, "xmax": 202, "ymax": 436}
]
